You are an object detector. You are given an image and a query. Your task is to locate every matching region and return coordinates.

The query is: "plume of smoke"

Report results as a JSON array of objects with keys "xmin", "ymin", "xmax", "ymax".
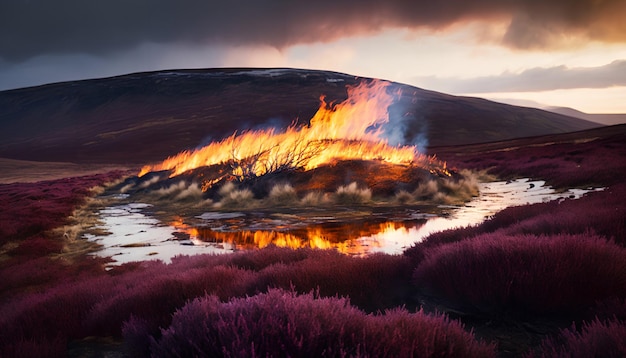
[
  {"xmin": 385, "ymin": 87, "xmax": 429, "ymax": 153},
  {"xmin": 334, "ymin": 182, "xmax": 372, "ymax": 205}
]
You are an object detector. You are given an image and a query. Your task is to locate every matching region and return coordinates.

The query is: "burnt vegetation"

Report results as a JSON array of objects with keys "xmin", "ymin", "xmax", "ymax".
[{"xmin": 0, "ymin": 125, "xmax": 625, "ymax": 357}]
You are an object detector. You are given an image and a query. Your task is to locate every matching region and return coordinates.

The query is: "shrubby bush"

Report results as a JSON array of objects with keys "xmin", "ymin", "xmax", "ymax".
[
  {"xmin": 0, "ymin": 248, "xmax": 414, "ymax": 356},
  {"xmin": 412, "ymin": 233, "xmax": 626, "ymax": 317},
  {"xmin": 531, "ymin": 318, "xmax": 626, "ymax": 358},
  {"xmin": 143, "ymin": 289, "xmax": 496, "ymax": 358},
  {"xmin": 266, "ymin": 183, "xmax": 299, "ymax": 206},
  {"xmin": 334, "ymin": 182, "xmax": 372, "ymax": 204},
  {"xmin": 214, "ymin": 182, "xmax": 256, "ymax": 209}
]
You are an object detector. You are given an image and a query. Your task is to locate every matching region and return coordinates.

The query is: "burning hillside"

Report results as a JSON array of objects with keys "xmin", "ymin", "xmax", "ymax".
[{"xmin": 137, "ymin": 79, "xmax": 451, "ymax": 195}]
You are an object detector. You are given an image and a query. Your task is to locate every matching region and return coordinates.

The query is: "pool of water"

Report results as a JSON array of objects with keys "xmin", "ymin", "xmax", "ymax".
[{"xmin": 85, "ymin": 179, "xmax": 602, "ymax": 265}]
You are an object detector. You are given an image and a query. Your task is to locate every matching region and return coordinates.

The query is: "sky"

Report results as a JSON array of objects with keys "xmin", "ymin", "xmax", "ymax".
[{"xmin": 1, "ymin": 0, "xmax": 625, "ymax": 113}]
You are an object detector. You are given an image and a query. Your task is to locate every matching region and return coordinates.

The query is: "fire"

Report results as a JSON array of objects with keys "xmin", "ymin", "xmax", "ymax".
[
  {"xmin": 169, "ymin": 219, "xmax": 419, "ymax": 255},
  {"xmin": 139, "ymin": 80, "xmax": 434, "ymax": 182}
]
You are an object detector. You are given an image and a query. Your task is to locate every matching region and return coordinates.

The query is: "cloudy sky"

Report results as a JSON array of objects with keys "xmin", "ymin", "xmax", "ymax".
[{"xmin": 1, "ymin": 0, "xmax": 625, "ymax": 113}]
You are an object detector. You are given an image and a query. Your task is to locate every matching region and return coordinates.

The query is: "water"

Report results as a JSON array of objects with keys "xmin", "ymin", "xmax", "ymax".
[{"xmin": 85, "ymin": 179, "xmax": 602, "ymax": 265}]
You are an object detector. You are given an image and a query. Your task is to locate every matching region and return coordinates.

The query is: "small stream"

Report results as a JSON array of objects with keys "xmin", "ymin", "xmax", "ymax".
[{"xmin": 84, "ymin": 179, "xmax": 602, "ymax": 265}]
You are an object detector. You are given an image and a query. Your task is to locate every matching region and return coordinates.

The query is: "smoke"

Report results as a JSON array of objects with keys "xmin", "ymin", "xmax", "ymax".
[{"xmin": 385, "ymin": 86, "xmax": 429, "ymax": 153}]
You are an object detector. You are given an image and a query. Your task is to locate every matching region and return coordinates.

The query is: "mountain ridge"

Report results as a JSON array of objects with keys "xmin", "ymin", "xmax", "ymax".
[{"xmin": 0, "ymin": 67, "xmax": 601, "ymax": 164}]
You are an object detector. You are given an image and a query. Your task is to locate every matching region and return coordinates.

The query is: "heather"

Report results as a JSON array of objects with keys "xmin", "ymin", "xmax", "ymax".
[
  {"xmin": 0, "ymin": 172, "xmax": 124, "ymax": 245},
  {"xmin": 437, "ymin": 126, "xmax": 626, "ymax": 189},
  {"xmin": 141, "ymin": 289, "xmax": 495, "ymax": 358},
  {"xmin": 412, "ymin": 233, "xmax": 626, "ymax": 317},
  {"xmin": 1, "ymin": 126, "xmax": 625, "ymax": 356},
  {"xmin": 0, "ymin": 247, "xmax": 418, "ymax": 357},
  {"xmin": 530, "ymin": 318, "xmax": 626, "ymax": 358}
]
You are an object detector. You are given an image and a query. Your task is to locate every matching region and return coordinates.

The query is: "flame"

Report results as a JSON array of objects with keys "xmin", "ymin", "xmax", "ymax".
[
  {"xmin": 139, "ymin": 80, "xmax": 431, "ymax": 181},
  {"xmin": 170, "ymin": 219, "xmax": 421, "ymax": 256}
]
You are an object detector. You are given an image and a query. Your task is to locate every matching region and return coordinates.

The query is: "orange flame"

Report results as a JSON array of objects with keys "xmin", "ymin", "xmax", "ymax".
[
  {"xmin": 170, "ymin": 219, "xmax": 420, "ymax": 255},
  {"xmin": 138, "ymin": 80, "xmax": 425, "ymax": 179}
]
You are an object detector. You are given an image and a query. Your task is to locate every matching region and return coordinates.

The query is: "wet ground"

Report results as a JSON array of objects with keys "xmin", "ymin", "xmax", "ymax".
[{"xmin": 84, "ymin": 179, "xmax": 602, "ymax": 265}]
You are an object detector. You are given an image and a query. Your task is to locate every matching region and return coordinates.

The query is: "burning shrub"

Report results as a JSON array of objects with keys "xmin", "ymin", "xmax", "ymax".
[
  {"xmin": 266, "ymin": 183, "xmax": 299, "ymax": 206},
  {"xmin": 412, "ymin": 233, "xmax": 626, "ymax": 317},
  {"xmin": 144, "ymin": 289, "xmax": 495, "ymax": 358},
  {"xmin": 334, "ymin": 182, "xmax": 372, "ymax": 205},
  {"xmin": 532, "ymin": 318, "xmax": 626, "ymax": 358}
]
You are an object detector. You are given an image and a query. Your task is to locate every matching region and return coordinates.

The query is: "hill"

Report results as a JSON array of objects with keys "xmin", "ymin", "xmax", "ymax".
[
  {"xmin": 0, "ymin": 68, "xmax": 600, "ymax": 164},
  {"xmin": 545, "ymin": 106, "xmax": 626, "ymax": 126}
]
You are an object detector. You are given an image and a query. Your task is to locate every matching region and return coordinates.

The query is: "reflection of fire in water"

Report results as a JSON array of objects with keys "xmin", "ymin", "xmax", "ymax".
[
  {"xmin": 170, "ymin": 219, "xmax": 424, "ymax": 256},
  {"xmin": 139, "ymin": 80, "xmax": 449, "ymax": 183}
]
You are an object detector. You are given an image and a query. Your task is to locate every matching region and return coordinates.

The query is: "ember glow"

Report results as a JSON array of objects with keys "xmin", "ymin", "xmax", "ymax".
[{"xmin": 139, "ymin": 80, "xmax": 442, "ymax": 184}]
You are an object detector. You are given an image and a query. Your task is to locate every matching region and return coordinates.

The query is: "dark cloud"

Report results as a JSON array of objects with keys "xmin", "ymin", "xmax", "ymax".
[
  {"xmin": 415, "ymin": 60, "xmax": 626, "ymax": 93},
  {"xmin": 1, "ymin": 0, "xmax": 625, "ymax": 62}
]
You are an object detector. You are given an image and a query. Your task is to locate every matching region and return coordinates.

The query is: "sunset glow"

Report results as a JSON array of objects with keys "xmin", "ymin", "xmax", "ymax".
[{"xmin": 2, "ymin": 1, "xmax": 624, "ymax": 114}]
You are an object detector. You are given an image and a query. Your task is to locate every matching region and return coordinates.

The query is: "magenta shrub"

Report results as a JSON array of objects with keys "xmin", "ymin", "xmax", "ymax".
[
  {"xmin": 1, "ymin": 247, "xmax": 415, "ymax": 356},
  {"xmin": 84, "ymin": 263, "xmax": 257, "ymax": 337},
  {"xmin": 440, "ymin": 129, "xmax": 626, "ymax": 188},
  {"xmin": 0, "ymin": 335, "xmax": 66, "ymax": 358},
  {"xmin": 532, "ymin": 318, "xmax": 626, "ymax": 358},
  {"xmin": 0, "ymin": 172, "xmax": 124, "ymax": 245},
  {"xmin": 252, "ymin": 250, "xmax": 414, "ymax": 311},
  {"xmin": 146, "ymin": 289, "xmax": 496, "ymax": 358},
  {"xmin": 413, "ymin": 233, "xmax": 626, "ymax": 317},
  {"xmin": 7, "ymin": 235, "xmax": 63, "ymax": 257}
]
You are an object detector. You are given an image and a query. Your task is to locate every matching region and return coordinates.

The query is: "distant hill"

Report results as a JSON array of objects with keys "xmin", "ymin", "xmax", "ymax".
[
  {"xmin": 545, "ymin": 106, "xmax": 626, "ymax": 126},
  {"xmin": 0, "ymin": 68, "xmax": 601, "ymax": 164}
]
